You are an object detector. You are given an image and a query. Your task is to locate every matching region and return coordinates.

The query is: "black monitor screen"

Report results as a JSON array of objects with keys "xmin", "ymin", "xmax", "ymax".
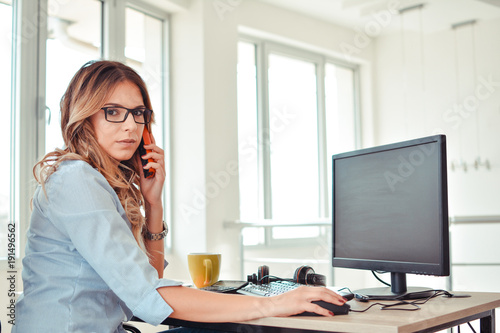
[{"xmin": 332, "ymin": 135, "xmax": 449, "ymax": 298}]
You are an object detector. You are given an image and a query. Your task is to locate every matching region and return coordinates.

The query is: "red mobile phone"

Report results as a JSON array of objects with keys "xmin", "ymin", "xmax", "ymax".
[{"xmin": 138, "ymin": 127, "xmax": 155, "ymax": 178}]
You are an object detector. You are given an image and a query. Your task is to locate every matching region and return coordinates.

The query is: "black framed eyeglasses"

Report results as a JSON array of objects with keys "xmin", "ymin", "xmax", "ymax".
[{"xmin": 101, "ymin": 107, "xmax": 153, "ymax": 124}]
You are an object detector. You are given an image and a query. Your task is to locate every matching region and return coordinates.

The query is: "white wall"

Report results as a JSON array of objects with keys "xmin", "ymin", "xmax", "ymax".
[
  {"xmin": 373, "ymin": 18, "xmax": 500, "ymax": 217},
  {"xmin": 166, "ymin": 0, "xmax": 242, "ymax": 282},
  {"xmin": 373, "ymin": 18, "xmax": 500, "ymax": 215},
  {"xmin": 372, "ymin": 17, "xmax": 500, "ymax": 294}
]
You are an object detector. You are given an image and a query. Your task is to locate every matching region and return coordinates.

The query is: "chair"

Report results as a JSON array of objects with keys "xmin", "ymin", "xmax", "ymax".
[{"xmin": 123, "ymin": 323, "xmax": 142, "ymax": 333}]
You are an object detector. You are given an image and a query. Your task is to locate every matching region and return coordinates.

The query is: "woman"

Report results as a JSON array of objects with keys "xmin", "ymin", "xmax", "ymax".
[{"xmin": 13, "ymin": 60, "xmax": 346, "ymax": 332}]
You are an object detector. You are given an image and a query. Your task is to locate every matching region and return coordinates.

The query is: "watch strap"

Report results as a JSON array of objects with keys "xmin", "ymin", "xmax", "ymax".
[{"xmin": 145, "ymin": 221, "xmax": 168, "ymax": 241}]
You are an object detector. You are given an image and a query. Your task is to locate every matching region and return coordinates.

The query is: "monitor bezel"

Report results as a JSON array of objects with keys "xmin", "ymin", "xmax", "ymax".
[{"xmin": 331, "ymin": 134, "xmax": 450, "ymax": 277}]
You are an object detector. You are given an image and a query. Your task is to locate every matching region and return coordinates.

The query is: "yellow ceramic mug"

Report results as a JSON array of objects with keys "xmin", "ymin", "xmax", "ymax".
[{"xmin": 187, "ymin": 253, "xmax": 221, "ymax": 288}]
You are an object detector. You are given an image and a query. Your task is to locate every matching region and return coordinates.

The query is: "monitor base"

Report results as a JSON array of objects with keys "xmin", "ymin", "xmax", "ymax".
[{"xmin": 354, "ymin": 286, "xmax": 435, "ymax": 301}]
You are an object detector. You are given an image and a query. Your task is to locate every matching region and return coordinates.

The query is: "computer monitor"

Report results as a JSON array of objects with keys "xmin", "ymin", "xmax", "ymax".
[{"xmin": 331, "ymin": 135, "xmax": 449, "ymax": 300}]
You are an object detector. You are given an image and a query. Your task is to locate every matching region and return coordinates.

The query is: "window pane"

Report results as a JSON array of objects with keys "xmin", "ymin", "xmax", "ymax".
[
  {"xmin": 237, "ymin": 41, "xmax": 264, "ymax": 246},
  {"xmin": 325, "ymin": 64, "xmax": 356, "ymax": 155},
  {"xmin": 125, "ymin": 7, "xmax": 171, "ymax": 247},
  {"xmin": 125, "ymin": 7, "xmax": 164, "ymax": 148},
  {"xmin": 237, "ymin": 41, "xmax": 259, "ymax": 222},
  {"xmin": 236, "ymin": 42, "xmax": 359, "ymax": 243},
  {"xmin": 0, "ymin": 1, "xmax": 15, "ymax": 259},
  {"xmin": 325, "ymin": 64, "xmax": 357, "ymax": 207},
  {"xmin": 45, "ymin": 0, "xmax": 102, "ymax": 152},
  {"xmin": 268, "ymin": 54, "xmax": 319, "ymax": 220}
]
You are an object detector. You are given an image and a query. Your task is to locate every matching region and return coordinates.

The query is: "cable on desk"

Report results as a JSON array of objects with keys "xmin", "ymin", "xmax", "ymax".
[
  {"xmin": 350, "ymin": 301, "xmax": 421, "ymax": 312},
  {"xmin": 350, "ymin": 289, "xmax": 471, "ymax": 313},
  {"xmin": 258, "ymin": 275, "xmax": 294, "ymax": 283}
]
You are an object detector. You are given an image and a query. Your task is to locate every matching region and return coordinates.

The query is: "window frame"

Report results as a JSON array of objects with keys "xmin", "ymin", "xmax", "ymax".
[
  {"xmin": 123, "ymin": 1, "xmax": 173, "ymax": 250},
  {"xmin": 15, "ymin": 0, "xmax": 49, "ymax": 261},
  {"xmin": 238, "ymin": 35, "xmax": 362, "ymax": 247},
  {"xmin": 7, "ymin": 0, "xmax": 172, "ymax": 263}
]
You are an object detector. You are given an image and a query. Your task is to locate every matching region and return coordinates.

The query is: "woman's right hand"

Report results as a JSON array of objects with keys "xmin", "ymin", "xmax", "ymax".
[{"xmin": 263, "ymin": 286, "xmax": 348, "ymax": 317}]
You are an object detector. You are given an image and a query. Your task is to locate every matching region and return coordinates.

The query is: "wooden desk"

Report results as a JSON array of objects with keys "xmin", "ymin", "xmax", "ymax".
[{"xmin": 161, "ymin": 292, "xmax": 500, "ymax": 333}]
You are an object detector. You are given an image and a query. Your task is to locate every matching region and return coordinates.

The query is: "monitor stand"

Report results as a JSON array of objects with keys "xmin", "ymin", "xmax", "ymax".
[{"xmin": 354, "ymin": 272, "xmax": 435, "ymax": 300}]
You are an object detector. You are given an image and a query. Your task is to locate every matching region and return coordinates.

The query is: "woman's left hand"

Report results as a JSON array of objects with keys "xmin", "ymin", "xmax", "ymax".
[{"xmin": 137, "ymin": 133, "xmax": 165, "ymax": 209}]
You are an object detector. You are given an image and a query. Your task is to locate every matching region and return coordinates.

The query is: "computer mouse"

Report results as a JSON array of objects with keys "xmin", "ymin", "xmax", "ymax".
[{"xmin": 296, "ymin": 300, "xmax": 351, "ymax": 316}]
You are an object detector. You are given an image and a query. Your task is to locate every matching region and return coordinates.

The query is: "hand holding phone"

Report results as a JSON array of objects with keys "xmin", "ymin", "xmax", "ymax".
[{"xmin": 138, "ymin": 127, "xmax": 155, "ymax": 178}]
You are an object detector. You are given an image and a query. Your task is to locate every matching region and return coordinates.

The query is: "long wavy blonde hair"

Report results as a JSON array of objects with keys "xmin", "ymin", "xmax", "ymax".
[{"xmin": 34, "ymin": 60, "xmax": 154, "ymax": 250}]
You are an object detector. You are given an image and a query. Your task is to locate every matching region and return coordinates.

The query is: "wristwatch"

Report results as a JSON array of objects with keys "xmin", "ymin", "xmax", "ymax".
[{"xmin": 145, "ymin": 221, "xmax": 168, "ymax": 241}]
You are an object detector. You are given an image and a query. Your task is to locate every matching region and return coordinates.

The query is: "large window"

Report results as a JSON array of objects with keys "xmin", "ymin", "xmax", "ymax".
[
  {"xmin": 2, "ymin": 0, "xmax": 171, "ymax": 262},
  {"xmin": 237, "ymin": 39, "xmax": 359, "ymax": 245}
]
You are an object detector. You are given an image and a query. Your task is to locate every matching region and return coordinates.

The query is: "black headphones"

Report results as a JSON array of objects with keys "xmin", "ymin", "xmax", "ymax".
[{"xmin": 247, "ymin": 265, "xmax": 326, "ymax": 286}]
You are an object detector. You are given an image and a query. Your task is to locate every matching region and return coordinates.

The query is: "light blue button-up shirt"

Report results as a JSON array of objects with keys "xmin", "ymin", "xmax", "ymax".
[{"xmin": 13, "ymin": 160, "xmax": 182, "ymax": 333}]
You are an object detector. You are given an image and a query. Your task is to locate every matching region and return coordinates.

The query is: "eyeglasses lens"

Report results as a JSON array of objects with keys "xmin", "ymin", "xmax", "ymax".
[{"xmin": 104, "ymin": 107, "xmax": 151, "ymax": 124}]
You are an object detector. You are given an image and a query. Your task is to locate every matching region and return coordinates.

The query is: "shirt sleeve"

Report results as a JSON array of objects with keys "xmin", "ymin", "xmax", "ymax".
[{"xmin": 43, "ymin": 161, "xmax": 181, "ymax": 325}]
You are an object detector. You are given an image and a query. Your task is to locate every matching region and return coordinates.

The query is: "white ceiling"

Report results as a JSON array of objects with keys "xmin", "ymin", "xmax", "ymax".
[{"xmin": 256, "ymin": 0, "xmax": 500, "ymax": 34}]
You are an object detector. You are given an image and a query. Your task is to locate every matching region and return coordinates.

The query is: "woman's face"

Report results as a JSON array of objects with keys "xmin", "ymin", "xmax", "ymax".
[{"xmin": 90, "ymin": 80, "xmax": 145, "ymax": 162}]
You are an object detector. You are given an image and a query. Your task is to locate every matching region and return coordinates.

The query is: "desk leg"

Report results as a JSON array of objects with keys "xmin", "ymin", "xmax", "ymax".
[{"xmin": 480, "ymin": 309, "xmax": 495, "ymax": 333}]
